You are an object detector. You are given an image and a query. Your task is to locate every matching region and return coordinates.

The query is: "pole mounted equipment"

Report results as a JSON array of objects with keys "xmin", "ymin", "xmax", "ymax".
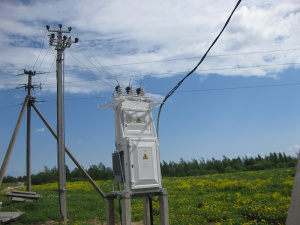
[{"xmin": 46, "ymin": 24, "xmax": 78, "ymax": 223}]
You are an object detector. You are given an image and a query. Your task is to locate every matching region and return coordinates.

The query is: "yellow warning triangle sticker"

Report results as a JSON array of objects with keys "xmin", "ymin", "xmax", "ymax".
[
  {"xmin": 143, "ymin": 154, "xmax": 148, "ymax": 159},
  {"xmin": 136, "ymin": 117, "xmax": 142, "ymax": 123}
]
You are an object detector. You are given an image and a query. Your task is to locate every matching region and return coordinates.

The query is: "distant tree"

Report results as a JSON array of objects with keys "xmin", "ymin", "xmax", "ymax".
[{"xmin": 2, "ymin": 175, "xmax": 17, "ymax": 183}]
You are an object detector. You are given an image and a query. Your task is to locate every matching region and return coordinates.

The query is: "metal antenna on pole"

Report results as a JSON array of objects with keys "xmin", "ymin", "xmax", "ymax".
[{"xmin": 46, "ymin": 24, "xmax": 79, "ymax": 223}]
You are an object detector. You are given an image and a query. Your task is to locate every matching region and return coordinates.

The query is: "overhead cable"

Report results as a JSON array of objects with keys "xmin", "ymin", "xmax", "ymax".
[
  {"xmin": 2, "ymin": 61, "xmax": 299, "ymax": 87},
  {"xmin": 2, "ymin": 81, "xmax": 300, "ymax": 109},
  {"xmin": 66, "ymin": 49, "xmax": 115, "ymax": 88},
  {"xmin": 77, "ymin": 40, "xmax": 122, "ymax": 87},
  {"xmin": 156, "ymin": 0, "xmax": 242, "ymax": 137},
  {"xmin": 1, "ymin": 47, "xmax": 298, "ymax": 76},
  {"xmin": 102, "ymin": 48, "xmax": 300, "ymax": 68},
  {"xmin": 33, "ymin": 29, "xmax": 47, "ymax": 71}
]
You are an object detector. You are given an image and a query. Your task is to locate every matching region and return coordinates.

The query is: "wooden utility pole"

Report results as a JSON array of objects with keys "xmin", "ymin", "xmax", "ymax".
[
  {"xmin": 0, "ymin": 96, "xmax": 30, "ymax": 186},
  {"xmin": 25, "ymin": 69, "xmax": 36, "ymax": 192},
  {"xmin": 46, "ymin": 24, "xmax": 78, "ymax": 223},
  {"xmin": 0, "ymin": 70, "xmax": 38, "ymax": 189},
  {"xmin": 32, "ymin": 103, "xmax": 106, "ymax": 198}
]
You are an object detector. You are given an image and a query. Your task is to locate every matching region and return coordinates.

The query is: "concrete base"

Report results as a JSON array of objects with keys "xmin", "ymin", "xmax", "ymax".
[{"xmin": 0, "ymin": 212, "xmax": 23, "ymax": 223}]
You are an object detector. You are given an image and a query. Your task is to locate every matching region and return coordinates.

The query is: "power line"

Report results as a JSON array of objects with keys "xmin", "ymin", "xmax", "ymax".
[
  {"xmin": 66, "ymin": 49, "xmax": 115, "ymax": 88},
  {"xmin": 76, "ymin": 40, "xmax": 121, "ymax": 86},
  {"xmin": 0, "ymin": 103, "xmax": 23, "ymax": 110},
  {"xmin": 33, "ymin": 29, "xmax": 48, "ymax": 71},
  {"xmin": 102, "ymin": 48, "xmax": 300, "ymax": 68},
  {"xmin": 2, "ymin": 81, "xmax": 300, "ymax": 110},
  {"xmin": 156, "ymin": 0, "xmax": 242, "ymax": 137},
  {"xmin": 0, "ymin": 69, "xmax": 21, "ymax": 71},
  {"xmin": 171, "ymin": 82, "xmax": 300, "ymax": 94},
  {"xmin": 3, "ymin": 61, "xmax": 298, "ymax": 87},
  {"xmin": 0, "ymin": 75, "xmax": 20, "ymax": 81},
  {"xmin": 0, "ymin": 88, "xmax": 19, "ymax": 94},
  {"xmin": 1, "ymin": 47, "xmax": 299, "ymax": 76}
]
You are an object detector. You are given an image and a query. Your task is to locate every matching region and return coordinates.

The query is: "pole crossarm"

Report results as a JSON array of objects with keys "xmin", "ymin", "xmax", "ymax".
[
  {"xmin": 32, "ymin": 103, "xmax": 106, "ymax": 199},
  {"xmin": 0, "ymin": 95, "xmax": 30, "ymax": 187}
]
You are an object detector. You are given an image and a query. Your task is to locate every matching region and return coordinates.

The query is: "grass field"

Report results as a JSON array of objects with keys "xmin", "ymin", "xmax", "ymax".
[{"xmin": 0, "ymin": 167, "xmax": 295, "ymax": 224}]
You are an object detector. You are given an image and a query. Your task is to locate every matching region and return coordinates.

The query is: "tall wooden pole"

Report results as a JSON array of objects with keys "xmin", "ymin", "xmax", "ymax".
[
  {"xmin": 32, "ymin": 103, "xmax": 106, "ymax": 198},
  {"xmin": 25, "ymin": 70, "xmax": 34, "ymax": 192}
]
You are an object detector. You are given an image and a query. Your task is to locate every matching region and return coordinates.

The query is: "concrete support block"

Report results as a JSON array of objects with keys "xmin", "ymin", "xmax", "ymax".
[
  {"xmin": 122, "ymin": 193, "xmax": 131, "ymax": 225},
  {"xmin": 287, "ymin": 153, "xmax": 300, "ymax": 224},
  {"xmin": 159, "ymin": 189, "xmax": 169, "ymax": 225}
]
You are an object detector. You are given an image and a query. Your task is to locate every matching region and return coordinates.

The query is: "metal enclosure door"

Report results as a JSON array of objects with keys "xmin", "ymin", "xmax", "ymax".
[
  {"xmin": 129, "ymin": 140, "xmax": 161, "ymax": 190},
  {"xmin": 123, "ymin": 109, "xmax": 153, "ymax": 136}
]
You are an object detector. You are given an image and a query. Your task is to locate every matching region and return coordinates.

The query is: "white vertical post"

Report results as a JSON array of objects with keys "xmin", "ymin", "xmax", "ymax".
[
  {"xmin": 159, "ymin": 189, "xmax": 169, "ymax": 225},
  {"xmin": 47, "ymin": 24, "xmax": 78, "ymax": 223},
  {"xmin": 121, "ymin": 193, "xmax": 131, "ymax": 225},
  {"xmin": 286, "ymin": 151, "xmax": 300, "ymax": 224},
  {"xmin": 56, "ymin": 28, "xmax": 67, "ymax": 223}
]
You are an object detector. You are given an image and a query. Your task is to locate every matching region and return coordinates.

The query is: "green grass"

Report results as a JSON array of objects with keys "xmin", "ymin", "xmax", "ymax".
[{"xmin": 0, "ymin": 167, "xmax": 296, "ymax": 224}]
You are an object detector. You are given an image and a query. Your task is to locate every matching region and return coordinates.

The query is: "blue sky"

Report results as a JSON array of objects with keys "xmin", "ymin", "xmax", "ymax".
[{"xmin": 0, "ymin": 0, "xmax": 300, "ymax": 177}]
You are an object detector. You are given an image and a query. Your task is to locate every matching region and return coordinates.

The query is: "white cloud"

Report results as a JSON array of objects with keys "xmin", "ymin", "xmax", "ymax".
[
  {"xmin": 283, "ymin": 145, "xmax": 300, "ymax": 157},
  {"xmin": 35, "ymin": 127, "xmax": 45, "ymax": 133},
  {"xmin": 0, "ymin": 0, "xmax": 300, "ymax": 94}
]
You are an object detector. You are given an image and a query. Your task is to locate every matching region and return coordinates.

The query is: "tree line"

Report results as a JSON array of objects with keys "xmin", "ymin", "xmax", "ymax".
[
  {"xmin": 2, "ymin": 152, "xmax": 298, "ymax": 184},
  {"xmin": 161, "ymin": 152, "xmax": 298, "ymax": 177},
  {"xmin": 3, "ymin": 163, "xmax": 113, "ymax": 185}
]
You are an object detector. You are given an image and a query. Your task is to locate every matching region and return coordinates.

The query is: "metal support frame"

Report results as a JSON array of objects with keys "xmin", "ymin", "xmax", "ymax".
[{"xmin": 106, "ymin": 189, "xmax": 169, "ymax": 225}]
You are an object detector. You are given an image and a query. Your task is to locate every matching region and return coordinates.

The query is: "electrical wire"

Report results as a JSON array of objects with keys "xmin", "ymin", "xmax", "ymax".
[
  {"xmin": 2, "ymin": 81, "xmax": 300, "ymax": 110},
  {"xmin": 0, "ymin": 88, "xmax": 18, "ymax": 94},
  {"xmin": 66, "ymin": 49, "xmax": 115, "ymax": 88},
  {"xmin": 77, "ymin": 40, "xmax": 122, "ymax": 86},
  {"xmin": 36, "ymin": 57, "xmax": 56, "ymax": 96},
  {"xmin": 1, "ymin": 47, "xmax": 298, "ymax": 82},
  {"xmin": 102, "ymin": 48, "xmax": 300, "ymax": 68},
  {"xmin": 35, "ymin": 46, "xmax": 51, "ymax": 73},
  {"xmin": 0, "ymin": 75, "xmax": 21, "ymax": 81},
  {"xmin": 33, "ymin": 29, "xmax": 47, "ymax": 71},
  {"xmin": 2, "ymin": 61, "xmax": 295, "ymax": 87},
  {"xmin": 1, "ymin": 60, "xmax": 299, "ymax": 91},
  {"xmin": 0, "ymin": 103, "xmax": 23, "ymax": 110},
  {"xmin": 156, "ymin": 0, "xmax": 242, "ymax": 138}
]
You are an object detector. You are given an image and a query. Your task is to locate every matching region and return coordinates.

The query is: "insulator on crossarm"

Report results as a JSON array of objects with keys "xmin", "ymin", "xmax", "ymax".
[
  {"xmin": 140, "ymin": 89, "xmax": 145, "ymax": 96},
  {"xmin": 125, "ymin": 86, "xmax": 131, "ymax": 94},
  {"xmin": 129, "ymin": 88, "xmax": 135, "ymax": 95},
  {"xmin": 117, "ymin": 87, "xmax": 123, "ymax": 95}
]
